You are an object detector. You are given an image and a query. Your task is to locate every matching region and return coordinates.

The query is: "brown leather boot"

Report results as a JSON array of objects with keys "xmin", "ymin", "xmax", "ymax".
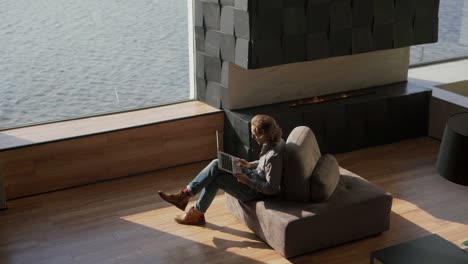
[
  {"xmin": 158, "ymin": 190, "xmax": 190, "ymax": 211},
  {"xmin": 175, "ymin": 206, "xmax": 206, "ymax": 226}
]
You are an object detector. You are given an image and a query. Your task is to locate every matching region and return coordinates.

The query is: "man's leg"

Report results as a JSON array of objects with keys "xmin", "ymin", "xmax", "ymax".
[
  {"xmin": 195, "ymin": 172, "xmax": 261, "ymax": 213},
  {"xmin": 215, "ymin": 173, "xmax": 262, "ymax": 202},
  {"xmin": 174, "ymin": 159, "xmax": 229, "ymax": 225},
  {"xmin": 188, "ymin": 159, "xmax": 224, "ymax": 195},
  {"xmin": 159, "ymin": 159, "xmax": 222, "ymax": 211}
]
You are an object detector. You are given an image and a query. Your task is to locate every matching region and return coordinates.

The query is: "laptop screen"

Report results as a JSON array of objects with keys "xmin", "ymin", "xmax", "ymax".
[{"xmin": 216, "ymin": 130, "xmax": 220, "ymax": 151}]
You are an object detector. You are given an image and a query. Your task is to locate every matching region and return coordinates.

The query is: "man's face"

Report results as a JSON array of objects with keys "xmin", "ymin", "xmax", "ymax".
[{"xmin": 251, "ymin": 126, "xmax": 263, "ymax": 145}]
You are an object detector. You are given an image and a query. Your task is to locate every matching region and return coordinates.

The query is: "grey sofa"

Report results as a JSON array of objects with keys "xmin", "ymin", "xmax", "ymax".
[{"xmin": 225, "ymin": 126, "xmax": 393, "ymax": 258}]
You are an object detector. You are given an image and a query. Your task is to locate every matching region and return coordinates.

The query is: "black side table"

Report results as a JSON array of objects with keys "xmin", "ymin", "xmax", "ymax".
[
  {"xmin": 370, "ymin": 234, "xmax": 468, "ymax": 264},
  {"xmin": 437, "ymin": 112, "xmax": 468, "ymax": 186}
]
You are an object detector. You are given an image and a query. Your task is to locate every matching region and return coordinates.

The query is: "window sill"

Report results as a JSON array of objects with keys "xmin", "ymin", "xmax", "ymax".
[{"xmin": 0, "ymin": 101, "xmax": 222, "ymax": 151}]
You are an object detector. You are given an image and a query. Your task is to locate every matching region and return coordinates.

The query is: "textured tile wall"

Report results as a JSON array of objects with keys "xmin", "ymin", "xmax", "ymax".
[{"xmin": 195, "ymin": 0, "xmax": 439, "ymax": 108}]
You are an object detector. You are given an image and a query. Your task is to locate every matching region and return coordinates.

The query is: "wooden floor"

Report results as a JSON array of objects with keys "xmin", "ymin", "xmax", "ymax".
[{"xmin": 1, "ymin": 137, "xmax": 467, "ymax": 264}]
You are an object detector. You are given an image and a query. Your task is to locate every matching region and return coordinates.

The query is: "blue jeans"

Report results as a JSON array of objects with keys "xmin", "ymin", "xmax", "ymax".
[{"xmin": 187, "ymin": 159, "xmax": 263, "ymax": 213}]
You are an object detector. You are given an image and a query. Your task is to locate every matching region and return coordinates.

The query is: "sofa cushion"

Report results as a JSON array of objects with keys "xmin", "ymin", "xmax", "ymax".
[
  {"xmin": 310, "ymin": 154, "xmax": 340, "ymax": 202},
  {"xmin": 282, "ymin": 126, "xmax": 321, "ymax": 202}
]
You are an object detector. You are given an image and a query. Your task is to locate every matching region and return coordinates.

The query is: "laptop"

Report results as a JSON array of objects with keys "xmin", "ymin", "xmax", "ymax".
[{"xmin": 216, "ymin": 131, "xmax": 242, "ymax": 174}]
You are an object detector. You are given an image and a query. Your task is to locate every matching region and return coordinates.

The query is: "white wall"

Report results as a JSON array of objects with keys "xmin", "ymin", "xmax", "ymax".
[{"xmin": 223, "ymin": 48, "xmax": 410, "ymax": 109}]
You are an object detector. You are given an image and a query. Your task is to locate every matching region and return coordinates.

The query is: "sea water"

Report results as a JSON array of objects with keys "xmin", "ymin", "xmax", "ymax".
[{"xmin": 0, "ymin": 0, "xmax": 190, "ymax": 129}]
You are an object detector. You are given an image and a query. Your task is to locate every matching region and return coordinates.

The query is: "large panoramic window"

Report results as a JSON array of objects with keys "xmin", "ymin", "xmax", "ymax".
[
  {"xmin": 0, "ymin": 0, "xmax": 192, "ymax": 129},
  {"xmin": 411, "ymin": 0, "xmax": 468, "ymax": 65}
]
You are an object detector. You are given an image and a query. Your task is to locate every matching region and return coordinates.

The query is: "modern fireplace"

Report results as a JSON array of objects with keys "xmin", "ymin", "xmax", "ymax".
[{"xmin": 224, "ymin": 81, "xmax": 431, "ymax": 159}]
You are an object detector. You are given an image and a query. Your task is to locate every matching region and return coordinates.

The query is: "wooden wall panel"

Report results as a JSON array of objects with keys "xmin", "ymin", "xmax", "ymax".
[
  {"xmin": 0, "ymin": 113, "xmax": 224, "ymax": 200},
  {"xmin": 0, "ymin": 162, "xmax": 5, "ymax": 209}
]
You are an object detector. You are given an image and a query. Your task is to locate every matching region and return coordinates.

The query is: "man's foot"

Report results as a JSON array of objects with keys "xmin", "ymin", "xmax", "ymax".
[
  {"xmin": 158, "ymin": 190, "xmax": 190, "ymax": 211},
  {"xmin": 175, "ymin": 206, "xmax": 206, "ymax": 226}
]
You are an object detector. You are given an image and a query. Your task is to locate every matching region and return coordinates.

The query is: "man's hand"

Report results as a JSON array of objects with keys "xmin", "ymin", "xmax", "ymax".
[
  {"xmin": 235, "ymin": 158, "xmax": 251, "ymax": 169},
  {"xmin": 234, "ymin": 173, "xmax": 250, "ymax": 185}
]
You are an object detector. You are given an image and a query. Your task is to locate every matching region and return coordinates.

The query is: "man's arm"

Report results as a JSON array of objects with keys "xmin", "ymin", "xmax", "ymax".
[
  {"xmin": 249, "ymin": 160, "xmax": 259, "ymax": 169},
  {"xmin": 246, "ymin": 153, "xmax": 282, "ymax": 195},
  {"xmin": 236, "ymin": 158, "xmax": 259, "ymax": 169}
]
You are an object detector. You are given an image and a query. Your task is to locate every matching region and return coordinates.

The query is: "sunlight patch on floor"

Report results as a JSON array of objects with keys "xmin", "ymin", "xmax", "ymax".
[
  {"xmin": 391, "ymin": 197, "xmax": 468, "ymax": 246},
  {"xmin": 120, "ymin": 194, "xmax": 291, "ymax": 264}
]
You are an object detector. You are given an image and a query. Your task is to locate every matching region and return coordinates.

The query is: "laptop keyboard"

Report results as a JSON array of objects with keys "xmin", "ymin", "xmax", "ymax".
[{"xmin": 220, "ymin": 153, "xmax": 233, "ymax": 172}]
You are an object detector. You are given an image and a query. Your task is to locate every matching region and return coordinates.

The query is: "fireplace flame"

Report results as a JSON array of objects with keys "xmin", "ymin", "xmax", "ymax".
[{"xmin": 289, "ymin": 90, "xmax": 373, "ymax": 108}]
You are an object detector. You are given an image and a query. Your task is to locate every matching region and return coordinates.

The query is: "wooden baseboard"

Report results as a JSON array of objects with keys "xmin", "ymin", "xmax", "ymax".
[{"xmin": 0, "ymin": 112, "xmax": 224, "ymax": 200}]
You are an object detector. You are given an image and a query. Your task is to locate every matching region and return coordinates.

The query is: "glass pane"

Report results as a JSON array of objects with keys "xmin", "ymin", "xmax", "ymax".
[
  {"xmin": 0, "ymin": 0, "xmax": 191, "ymax": 130},
  {"xmin": 411, "ymin": 0, "xmax": 468, "ymax": 65}
]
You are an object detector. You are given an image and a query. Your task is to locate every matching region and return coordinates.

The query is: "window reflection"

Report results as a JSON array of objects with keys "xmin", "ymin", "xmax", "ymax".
[{"xmin": 411, "ymin": 0, "xmax": 468, "ymax": 65}]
